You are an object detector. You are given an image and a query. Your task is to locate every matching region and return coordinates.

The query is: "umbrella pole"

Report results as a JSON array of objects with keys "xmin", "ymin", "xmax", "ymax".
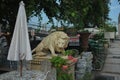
[{"xmin": 20, "ymin": 60, "xmax": 23, "ymax": 77}]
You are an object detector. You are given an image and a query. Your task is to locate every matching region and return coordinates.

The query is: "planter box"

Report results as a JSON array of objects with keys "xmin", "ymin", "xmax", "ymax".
[{"xmin": 104, "ymin": 32, "xmax": 115, "ymax": 39}]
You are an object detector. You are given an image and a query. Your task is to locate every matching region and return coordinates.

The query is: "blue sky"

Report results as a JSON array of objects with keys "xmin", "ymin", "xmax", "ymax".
[
  {"xmin": 109, "ymin": 0, "xmax": 120, "ymax": 24},
  {"xmin": 29, "ymin": 0, "xmax": 120, "ymax": 27}
]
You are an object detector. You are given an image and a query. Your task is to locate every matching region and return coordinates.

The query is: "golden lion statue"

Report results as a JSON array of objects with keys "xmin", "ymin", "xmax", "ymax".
[{"xmin": 32, "ymin": 31, "xmax": 69, "ymax": 56}]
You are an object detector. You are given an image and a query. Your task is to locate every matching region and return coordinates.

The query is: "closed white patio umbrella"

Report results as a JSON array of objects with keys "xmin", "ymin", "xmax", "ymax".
[{"xmin": 7, "ymin": 1, "xmax": 32, "ymax": 76}]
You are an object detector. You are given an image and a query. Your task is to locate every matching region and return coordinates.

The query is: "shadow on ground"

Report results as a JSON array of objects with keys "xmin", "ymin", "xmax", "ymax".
[
  {"xmin": 94, "ymin": 75, "xmax": 114, "ymax": 80},
  {"xmin": 0, "ymin": 70, "xmax": 9, "ymax": 74}
]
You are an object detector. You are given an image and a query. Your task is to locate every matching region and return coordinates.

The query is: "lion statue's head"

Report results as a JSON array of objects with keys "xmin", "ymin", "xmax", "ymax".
[{"xmin": 54, "ymin": 32, "xmax": 69, "ymax": 52}]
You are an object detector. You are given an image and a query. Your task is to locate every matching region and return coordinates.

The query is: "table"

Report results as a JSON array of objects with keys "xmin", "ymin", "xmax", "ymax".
[{"xmin": 0, "ymin": 70, "xmax": 48, "ymax": 80}]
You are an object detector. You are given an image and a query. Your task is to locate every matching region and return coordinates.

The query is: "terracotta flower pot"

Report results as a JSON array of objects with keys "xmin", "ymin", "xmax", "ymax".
[{"xmin": 79, "ymin": 32, "xmax": 91, "ymax": 51}]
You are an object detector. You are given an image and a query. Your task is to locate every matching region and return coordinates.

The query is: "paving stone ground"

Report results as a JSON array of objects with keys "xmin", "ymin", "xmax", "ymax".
[{"xmin": 100, "ymin": 40, "xmax": 120, "ymax": 80}]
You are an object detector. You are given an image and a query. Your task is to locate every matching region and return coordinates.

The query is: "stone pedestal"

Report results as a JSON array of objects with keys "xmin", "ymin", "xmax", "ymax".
[
  {"xmin": 75, "ymin": 52, "xmax": 93, "ymax": 80},
  {"xmin": 31, "ymin": 55, "xmax": 56, "ymax": 80}
]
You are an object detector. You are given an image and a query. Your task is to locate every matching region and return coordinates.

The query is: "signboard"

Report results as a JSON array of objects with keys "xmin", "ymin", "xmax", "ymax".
[{"xmin": 69, "ymin": 36, "xmax": 80, "ymax": 46}]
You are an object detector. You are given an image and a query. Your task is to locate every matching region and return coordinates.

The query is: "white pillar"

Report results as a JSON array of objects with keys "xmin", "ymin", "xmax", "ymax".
[
  {"xmin": 118, "ymin": 24, "xmax": 120, "ymax": 36},
  {"xmin": 118, "ymin": 13, "xmax": 120, "ymax": 36}
]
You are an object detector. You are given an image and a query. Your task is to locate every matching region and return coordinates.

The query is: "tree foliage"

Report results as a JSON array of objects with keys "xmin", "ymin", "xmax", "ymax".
[
  {"xmin": 118, "ymin": 0, "xmax": 120, "ymax": 3},
  {"xmin": 0, "ymin": 0, "xmax": 110, "ymax": 33}
]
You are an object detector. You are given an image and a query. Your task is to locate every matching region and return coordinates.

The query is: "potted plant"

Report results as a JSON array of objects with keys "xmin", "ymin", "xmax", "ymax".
[
  {"xmin": 78, "ymin": 29, "xmax": 91, "ymax": 51},
  {"xmin": 50, "ymin": 50, "xmax": 78, "ymax": 80},
  {"xmin": 88, "ymin": 32, "xmax": 107, "ymax": 70},
  {"xmin": 104, "ymin": 25, "xmax": 116, "ymax": 40}
]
